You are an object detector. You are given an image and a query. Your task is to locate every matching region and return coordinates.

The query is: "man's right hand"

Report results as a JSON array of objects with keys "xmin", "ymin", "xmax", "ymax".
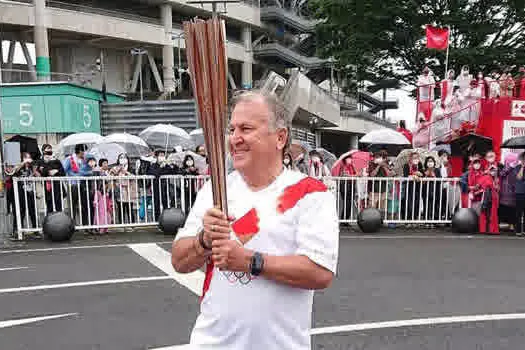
[{"xmin": 202, "ymin": 208, "xmax": 234, "ymax": 247}]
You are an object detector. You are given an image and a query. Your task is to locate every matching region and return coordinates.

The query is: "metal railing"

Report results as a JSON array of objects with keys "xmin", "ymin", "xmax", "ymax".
[{"xmin": 11, "ymin": 175, "xmax": 462, "ymax": 240}]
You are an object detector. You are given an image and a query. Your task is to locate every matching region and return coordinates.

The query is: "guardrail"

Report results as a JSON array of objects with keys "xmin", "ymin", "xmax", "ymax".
[{"xmin": 11, "ymin": 175, "xmax": 462, "ymax": 240}]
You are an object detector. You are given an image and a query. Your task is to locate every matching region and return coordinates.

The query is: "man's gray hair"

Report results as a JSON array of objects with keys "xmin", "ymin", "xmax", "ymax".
[{"xmin": 231, "ymin": 90, "xmax": 292, "ymax": 132}]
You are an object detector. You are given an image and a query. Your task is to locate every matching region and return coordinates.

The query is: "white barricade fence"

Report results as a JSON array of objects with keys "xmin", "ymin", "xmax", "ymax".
[
  {"xmin": 326, "ymin": 176, "xmax": 462, "ymax": 224},
  {"xmin": 13, "ymin": 175, "xmax": 158, "ymax": 239},
  {"xmin": 12, "ymin": 175, "xmax": 463, "ymax": 239}
]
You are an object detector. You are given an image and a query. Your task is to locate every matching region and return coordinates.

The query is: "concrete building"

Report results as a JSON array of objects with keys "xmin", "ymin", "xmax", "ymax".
[{"xmin": 0, "ymin": 0, "xmax": 396, "ymax": 154}]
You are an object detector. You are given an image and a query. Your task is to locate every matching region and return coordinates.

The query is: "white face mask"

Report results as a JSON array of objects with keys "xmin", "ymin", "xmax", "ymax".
[
  {"xmin": 119, "ymin": 158, "xmax": 128, "ymax": 166},
  {"xmin": 412, "ymin": 159, "xmax": 419, "ymax": 165},
  {"xmin": 427, "ymin": 162, "xmax": 435, "ymax": 168},
  {"xmin": 186, "ymin": 160, "xmax": 194, "ymax": 167},
  {"xmin": 441, "ymin": 157, "xmax": 448, "ymax": 164},
  {"xmin": 312, "ymin": 157, "xmax": 320, "ymax": 163},
  {"xmin": 473, "ymin": 163, "xmax": 481, "ymax": 170},
  {"xmin": 158, "ymin": 156, "xmax": 165, "ymax": 162},
  {"xmin": 486, "ymin": 156, "xmax": 495, "ymax": 163},
  {"xmin": 374, "ymin": 158, "xmax": 382, "ymax": 164},
  {"xmin": 283, "ymin": 159, "xmax": 290, "ymax": 165},
  {"xmin": 23, "ymin": 158, "xmax": 32, "ymax": 164}
]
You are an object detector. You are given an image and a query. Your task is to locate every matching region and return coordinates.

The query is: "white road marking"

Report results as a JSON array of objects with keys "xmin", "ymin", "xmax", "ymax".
[
  {"xmin": 0, "ymin": 313, "xmax": 78, "ymax": 329},
  {"xmin": 0, "ymin": 266, "xmax": 29, "ymax": 271},
  {"xmin": 129, "ymin": 243, "xmax": 204, "ymax": 296},
  {"xmin": 0, "ymin": 276, "xmax": 171, "ymax": 294},
  {"xmin": 0, "ymin": 241, "xmax": 173, "ymax": 255},
  {"xmin": 151, "ymin": 312, "xmax": 525, "ymax": 348},
  {"xmin": 310, "ymin": 313, "xmax": 525, "ymax": 335}
]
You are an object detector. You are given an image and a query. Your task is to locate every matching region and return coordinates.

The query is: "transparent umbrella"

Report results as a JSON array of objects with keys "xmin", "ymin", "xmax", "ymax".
[
  {"xmin": 168, "ymin": 150, "xmax": 208, "ymax": 174},
  {"xmin": 56, "ymin": 132, "xmax": 103, "ymax": 158},
  {"xmin": 189, "ymin": 129, "xmax": 204, "ymax": 148},
  {"xmin": 87, "ymin": 143, "xmax": 126, "ymax": 165},
  {"xmin": 139, "ymin": 124, "xmax": 194, "ymax": 151},
  {"xmin": 99, "ymin": 133, "xmax": 150, "ymax": 158},
  {"xmin": 313, "ymin": 148, "xmax": 337, "ymax": 169}
]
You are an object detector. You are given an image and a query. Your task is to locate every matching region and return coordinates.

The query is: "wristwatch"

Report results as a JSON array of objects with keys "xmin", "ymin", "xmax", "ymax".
[
  {"xmin": 198, "ymin": 230, "xmax": 212, "ymax": 250},
  {"xmin": 250, "ymin": 252, "xmax": 264, "ymax": 276}
]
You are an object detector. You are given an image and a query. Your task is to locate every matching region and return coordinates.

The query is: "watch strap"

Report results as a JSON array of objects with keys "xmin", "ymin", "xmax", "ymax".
[
  {"xmin": 198, "ymin": 231, "xmax": 212, "ymax": 250},
  {"xmin": 250, "ymin": 252, "xmax": 264, "ymax": 276}
]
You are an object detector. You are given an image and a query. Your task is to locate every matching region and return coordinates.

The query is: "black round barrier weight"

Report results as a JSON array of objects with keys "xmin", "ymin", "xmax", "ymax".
[
  {"xmin": 357, "ymin": 208, "xmax": 382, "ymax": 234},
  {"xmin": 451, "ymin": 208, "xmax": 478, "ymax": 234},
  {"xmin": 158, "ymin": 207, "xmax": 186, "ymax": 235},
  {"xmin": 42, "ymin": 212, "xmax": 75, "ymax": 242}
]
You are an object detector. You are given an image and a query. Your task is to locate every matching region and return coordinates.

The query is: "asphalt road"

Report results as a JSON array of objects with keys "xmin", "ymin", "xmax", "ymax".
[{"xmin": 1, "ymin": 233, "xmax": 525, "ymax": 349}]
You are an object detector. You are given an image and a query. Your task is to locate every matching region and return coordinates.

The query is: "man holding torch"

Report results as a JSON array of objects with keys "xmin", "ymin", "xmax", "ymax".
[{"xmin": 171, "ymin": 91, "xmax": 339, "ymax": 350}]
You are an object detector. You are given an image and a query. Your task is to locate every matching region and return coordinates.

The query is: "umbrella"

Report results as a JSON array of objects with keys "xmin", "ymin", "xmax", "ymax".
[
  {"xmin": 289, "ymin": 140, "xmax": 313, "ymax": 160},
  {"xmin": 87, "ymin": 143, "xmax": 126, "ymax": 165},
  {"xmin": 168, "ymin": 150, "xmax": 207, "ymax": 173},
  {"xmin": 5, "ymin": 135, "xmax": 41, "ymax": 160},
  {"xmin": 502, "ymin": 136, "xmax": 525, "ymax": 149},
  {"xmin": 359, "ymin": 129, "xmax": 411, "ymax": 145},
  {"xmin": 312, "ymin": 148, "xmax": 337, "ymax": 169},
  {"xmin": 332, "ymin": 150, "xmax": 371, "ymax": 175},
  {"xmin": 57, "ymin": 132, "xmax": 103, "ymax": 158},
  {"xmin": 448, "ymin": 133, "xmax": 493, "ymax": 156},
  {"xmin": 394, "ymin": 148, "xmax": 441, "ymax": 176},
  {"xmin": 99, "ymin": 133, "xmax": 150, "ymax": 158},
  {"xmin": 190, "ymin": 129, "xmax": 204, "ymax": 148},
  {"xmin": 139, "ymin": 124, "xmax": 194, "ymax": 150}
]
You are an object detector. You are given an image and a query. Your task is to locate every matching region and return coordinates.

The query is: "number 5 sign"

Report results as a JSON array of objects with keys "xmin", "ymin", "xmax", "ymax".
[
  {"xmin": 83, "ymin": 104, "xmax": 92, "ymax": 128},
  {"xmin": 19, "ymin": 103, "xmax": 34, "ymax": 127}
]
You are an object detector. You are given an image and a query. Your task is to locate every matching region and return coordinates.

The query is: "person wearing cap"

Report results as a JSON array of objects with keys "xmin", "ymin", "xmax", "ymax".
[{"xmin": 62, "ymin": 144, "xmax": 91, "ymax": 227}]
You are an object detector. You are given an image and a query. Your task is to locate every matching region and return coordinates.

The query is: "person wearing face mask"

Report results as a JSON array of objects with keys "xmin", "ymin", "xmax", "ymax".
[
  {"xmin": 422, "ymin": 156, "xmax": 440, "ymax": 223},
  {"xmin": 441, "ymin": 69, "xmax": 455, "ymax": 106},
  {"xmin": 417, "ymin": 66, "xmax": 435, "ymax": 121},
  {"xmin": 468, "ymin": 158, "xmax": 485, "ymax": 214},
  {"xmin": 13, "ymin": 153, "xmax": 38, "ymax": 233},
  {"xmin": 368, "ymin": 150, "xmax": 393, "ymax": 209},
  {"xmin": 331, "ymin": 154, "xmax": 357, "ymax": 222},
  {"xmin": 147, "ymin": 150, "xmax": 178, "ymax": 221},
  {"xmin": 437, "ymin": 150, "xmax": 454, "ymax": 217},
  {"xmin": 40, "ymin": 144, "xmax": 65, "ymax": 214},
  {"xmin": 63, "ymin": 144, "xmax": 92, "ymax": 228},
  {"xmin": 308, "ymin": 151, "xmax": 330, "ymax": 179},
  {"xmin": 455, "ymin": 65, "xmax": 472, "ymax": 95},
  {"xmin": 182, "ymin": 155, "xmax": 199, "ymax": 214},
  {"xmin": 402, "ymin": 152, "xmax": 424, "ymax": 221},
  {"xmin": 111, "ymin": 153, "xmax": 139, "ymax": 227},
  {"xmin": 478, "ymin": 165, "xmax": 499, "ymax": 234},
  {"xmin": 283, "ymin": 153, "xmax": 294, "ymax": 170}
]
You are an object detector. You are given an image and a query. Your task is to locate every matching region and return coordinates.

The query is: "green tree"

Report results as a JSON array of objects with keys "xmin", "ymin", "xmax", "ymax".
[{"xmin": 309, "ymin": 0, "xmax": 525, "ymax": 90}]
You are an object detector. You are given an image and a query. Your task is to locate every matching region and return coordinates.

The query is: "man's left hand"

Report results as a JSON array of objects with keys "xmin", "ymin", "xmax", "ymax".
[{"xmin": 211, "ymin": 235, "xmax": 252, "ymax": 272}]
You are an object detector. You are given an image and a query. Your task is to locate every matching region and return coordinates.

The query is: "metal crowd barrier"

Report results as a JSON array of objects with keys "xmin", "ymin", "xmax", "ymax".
[
  {"xmin": 326, "ymin": 177, "xmax": 462, "ymax": 224},
  {"xmin": 12, "ymin": 175, "xmax": 462, "ymax": 240}
]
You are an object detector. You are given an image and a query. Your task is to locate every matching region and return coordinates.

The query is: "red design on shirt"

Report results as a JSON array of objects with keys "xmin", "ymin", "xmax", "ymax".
[
  {"xmin": 201, "ymin": 259, "xmax": 214, "ymax": 302},
  {"xmin": 277, "ymin": 177, "xmax": 327, "ymax": 214},
  {"xmin": 232, "ymin": 208, "xmax": 260, "ymax": 244}
]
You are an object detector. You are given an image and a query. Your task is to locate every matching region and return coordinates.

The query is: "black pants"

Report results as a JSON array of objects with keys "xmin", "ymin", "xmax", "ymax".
[
  {"xmin": 72, "ymin": 184, "xmax": 91, "ymax": 226},
  {"xmin": 45, "ymin": 183, "xmax": 63, "ymax": 214},
  {"xmin": 16, "ymin": 189, "xmax": 36, "ymax": 229},
  {"xmin": 515, "ymin": 196, "xmax": 525, "ymax": 234},
  {"xmin": 117, "ymin": 202, "xmax": 135, "ymax": 224}
]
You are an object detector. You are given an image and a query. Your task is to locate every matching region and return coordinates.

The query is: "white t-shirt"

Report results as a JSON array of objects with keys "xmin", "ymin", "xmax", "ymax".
[{"xmin": 175, "ymin": 168, "xmax": 339, "ymax": 350}]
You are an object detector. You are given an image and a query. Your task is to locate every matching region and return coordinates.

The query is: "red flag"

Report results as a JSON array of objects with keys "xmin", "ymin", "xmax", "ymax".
[{"xmin": 426, "ymin": 25, "xmax": 449, "ymax": 50}]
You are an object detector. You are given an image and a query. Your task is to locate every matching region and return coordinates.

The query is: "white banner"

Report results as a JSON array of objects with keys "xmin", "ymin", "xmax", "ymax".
[
  {"xmin": 512, "ymin": 100, "xmax": 525, "ymax": 117},
  {"xmin": 503, "ymin": 120, "xmax": 525, "ymax": 142}
]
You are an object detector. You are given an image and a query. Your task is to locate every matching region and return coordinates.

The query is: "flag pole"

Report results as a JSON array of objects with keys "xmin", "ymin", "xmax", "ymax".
[{"xmin": 444, "ymin": 26, "xmax": 451, "ymax": 79}]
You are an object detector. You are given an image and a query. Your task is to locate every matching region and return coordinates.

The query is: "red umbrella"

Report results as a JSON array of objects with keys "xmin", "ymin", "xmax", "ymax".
[{"xmin": 331, "ymin": 150, "xmax": 371, "ymax": 175}]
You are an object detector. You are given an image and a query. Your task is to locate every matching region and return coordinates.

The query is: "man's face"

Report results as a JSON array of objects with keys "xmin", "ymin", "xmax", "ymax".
[
  {"xmin": 228, "ymin": 98, "xmax": 286, "ymax": 172},
  {"xmin": 486, "ymin": 152, "xmax": 496, "ymax": 163},
  {"xmin": 101, "ymin": 161, "xmax": 108, "ymax": 170}
]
